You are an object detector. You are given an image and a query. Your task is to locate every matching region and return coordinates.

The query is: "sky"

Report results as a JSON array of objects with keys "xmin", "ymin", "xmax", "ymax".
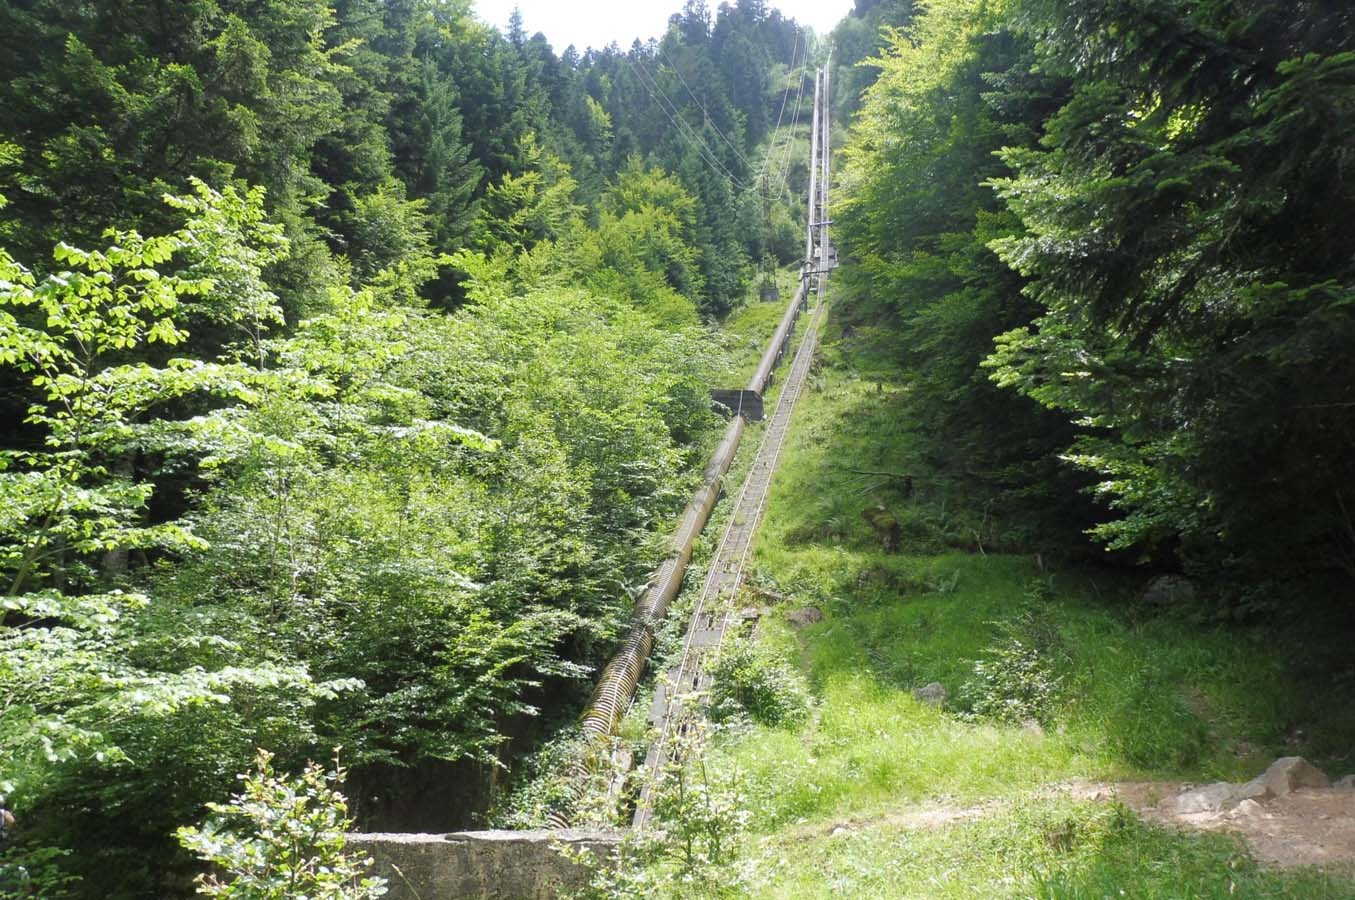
[{"xmin": 472, "ymin": 0, "xmax": 855, "ymax": 53}]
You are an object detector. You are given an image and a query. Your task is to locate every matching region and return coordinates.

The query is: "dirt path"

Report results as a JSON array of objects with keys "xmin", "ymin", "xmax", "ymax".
[{"xmin": 805, "ymin": 780, "xmax": 1355, "ymax": 871}]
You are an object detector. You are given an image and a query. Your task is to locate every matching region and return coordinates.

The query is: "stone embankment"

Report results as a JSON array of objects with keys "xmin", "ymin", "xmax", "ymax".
[{"xmin": 349, "ymin": 829, "xmax": 619, "ymax": 900}]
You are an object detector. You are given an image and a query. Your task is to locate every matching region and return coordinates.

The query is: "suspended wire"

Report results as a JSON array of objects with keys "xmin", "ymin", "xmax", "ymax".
[
  {"xmin": 756, "ymin": 26, "xmax": 801, "ymax": 183},
  {"xmin": 749, "ymin": 29, "xmax": 800, "ymax": 281},
  {"xmin": 627, "ymin": 55, "xmax": 746, "ymax": 190},
  {"xmin": 777, "ymin": 53, "xmax": 810, "ymax": 184},
  {"xmin": 658, "ymin": 44, "xmax": 755, "ymax": 174},
  {"xmin": 769, "ymin": 49, "xmax": 807, "ymax": 203},
  {"xmin": 768, "ymin": 44, "xmax": 809, "ymax": 191},
  {"xmin": 621, "ymin": 33, "xmax": 817, "ymax": 203},
  {"xmin": 625, "ymin": 53, "xmax": 751, "ymax": 190},
  {"xmin": 769, "ymin": 46, "xmax": 810, "ymax": 205}
]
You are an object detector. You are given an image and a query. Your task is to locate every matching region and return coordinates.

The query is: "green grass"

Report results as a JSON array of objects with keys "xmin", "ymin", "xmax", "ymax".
[
  {"xmin": 714, "ymin": 265, "xmax": 808, "ymax": 388},
  {"xmin": 634, "ymin": 286, "xmax": 1355, "ymax": 897}
]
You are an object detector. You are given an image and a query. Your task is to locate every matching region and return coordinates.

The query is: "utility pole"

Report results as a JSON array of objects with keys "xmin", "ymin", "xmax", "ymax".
[{"xmin": 805, "ymin": 66, "xmax": 821, "ymax": 271}]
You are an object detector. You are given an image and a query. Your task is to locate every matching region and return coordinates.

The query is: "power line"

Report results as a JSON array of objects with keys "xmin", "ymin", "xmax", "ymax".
[
  {"xmin": 626, "ymin": 54, "xmax": 750, "ymax": 190},
  {"xmin": 658, "ymin": 44, "xmax": 755, "ymax": 174},
  {"xmin": 627, "ymin": 55, "xmax": 746, "ymax": 189},
  {"xmin": 769, "ymin": 47, "xmax": 810, "ymax": 204},
  {"xmin": 756, "ymin": 25, "xmax": 801, "ymax": 183}
]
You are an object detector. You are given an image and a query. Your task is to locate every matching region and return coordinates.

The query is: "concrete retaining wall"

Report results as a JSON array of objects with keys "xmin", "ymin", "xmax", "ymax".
[{"xmin": 349, "ymin": 829, "xmax": 620, "ymax": 900}]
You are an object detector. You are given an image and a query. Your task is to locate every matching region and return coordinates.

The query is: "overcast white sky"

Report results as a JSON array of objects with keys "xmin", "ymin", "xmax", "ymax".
[{"xmin": 472, "ymin": 0, "xmax": 855, "ymax": 53}]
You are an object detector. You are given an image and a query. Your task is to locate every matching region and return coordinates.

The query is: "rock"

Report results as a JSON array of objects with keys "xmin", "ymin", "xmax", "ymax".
[
  {"xmin": 1252, "ymin": 756, "xmax": 1329, "ymax": 797},
  {"xmin": 786, "ymin": 606, "xmax": 824, "ymax": 628},
  {"xmin": 1230, "ymin": 799, "xmax": 1266, "ymax": 818},
  {"xmin": 1335, "ymin": 774, "xmax": 1355, "ymax": 790},
  {"xmin": 1175, "ymin": 782, "xmax": 1239, "ymax": 814},
  {"xmin": 1233, "ymin": 777, "xmax": 1275, "ymax": 803},
  {"xmin": 1140, "ymin": 574, "xmax": 1196, "ymax": 607},
  {"xmin": 912, "ymin": 682, "xmax": 948, "ymax": 706}
]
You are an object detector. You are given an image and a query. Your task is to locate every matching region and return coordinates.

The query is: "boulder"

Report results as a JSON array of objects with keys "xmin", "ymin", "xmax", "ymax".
[
  {"xmin": 786, "ymin": 607, "xmax": 824, "ymax": 628},
  {"xmin": 1174, "ymin": 782, "xmax": 1239, "ymax": 814},
  {"xmin": 912, "ymin": 682, "xmax": 948, "ymax": 707},
  {"xmin": 1249, "ymin": 756, "xmax": 1329, "ymax": 798},
  {"xmin": 1232, "ymin": 778, "xmax": 1274, "ymax": 803},
  {"xmin": 1140, "ymin": 574, "xmax": 1196, "ymax": 607}
]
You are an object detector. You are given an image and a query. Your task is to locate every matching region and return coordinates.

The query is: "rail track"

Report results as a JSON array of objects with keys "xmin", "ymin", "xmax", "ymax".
[
  {"xmin": 634, "ymin": 258, "xmax": 830, "ymax": 828},
  {"xmin": 555, "ymin": 59, "xmax": 834, "ymax": 830},
  {"xmin": 632, "ymin": 58, "xmax": 835, "ymax": 828}
]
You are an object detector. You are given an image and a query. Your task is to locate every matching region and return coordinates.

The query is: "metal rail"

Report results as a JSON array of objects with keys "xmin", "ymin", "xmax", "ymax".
[{"xmin": 634, "ymin": 257, "xmax": 830, "ymax": 828}]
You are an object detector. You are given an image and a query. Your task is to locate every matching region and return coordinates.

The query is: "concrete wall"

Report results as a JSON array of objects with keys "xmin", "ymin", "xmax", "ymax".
[{"xmin": 349, "ymin": 829, "xmax": 620, "ymax": 900}]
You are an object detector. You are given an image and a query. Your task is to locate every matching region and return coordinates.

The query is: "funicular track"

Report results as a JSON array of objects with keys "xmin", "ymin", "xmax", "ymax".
[
  {"xmin": 634, "ymin": 252, "xmax": 831, "ymax": 827},
  {"xmin": 555, "ymin": 59, "xmax": 835, "ymax": 830}
]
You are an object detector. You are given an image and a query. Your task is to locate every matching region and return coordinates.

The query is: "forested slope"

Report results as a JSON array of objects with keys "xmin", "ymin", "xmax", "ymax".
[
  {"xmin": 4, "ymin": 0, "xmax": 1355, "ymax": 896},
  {"xmin": 833, "ymin": 0, "xmax": 1355, "ymax": 599},
  {"xmin": 577, "ymin": 2, "xmax": 1355, "ymax": 894},
  {"xmin": 0, "ymin": 1, "xmax": 823, "ymax": 896}
]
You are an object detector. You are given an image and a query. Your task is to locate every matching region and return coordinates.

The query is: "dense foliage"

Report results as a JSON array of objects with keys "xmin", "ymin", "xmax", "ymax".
[
  {"xmin": 0, "ymin": 0, "xmax": 813, "ymax": 317},
  {"xmin": 7, "ymin": 0, "xmax": 1352, "ymax": 893},
  {"xmin": 835, "ymin": 0, "xmax": 1355, "ymax": 596},
  {"xmin": 177, "ymin": 750, "xmax": 386, "ymax": 900},
  {"xmin": 0, "ymin": 0, "xmax": 826, "ymax": 896}
]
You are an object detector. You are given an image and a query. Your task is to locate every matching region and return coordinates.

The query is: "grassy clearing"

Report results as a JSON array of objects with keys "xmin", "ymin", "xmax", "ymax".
[{"xmin": 649, "ymin": 289, "xmax": 1355, "ymax": 896}]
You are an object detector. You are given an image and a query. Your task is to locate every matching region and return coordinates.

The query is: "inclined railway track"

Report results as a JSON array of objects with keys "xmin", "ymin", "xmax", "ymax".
[
  {"xmin": 633, "ymin": 60, "xmax": 834, "ymax": 828},
  {"xmin": 634, "ymin": 265, "xmax": 829, "ymax": 827},
  {"xmin": 556, "ymin": 58, "xmax": 834, "ymax": 830}
]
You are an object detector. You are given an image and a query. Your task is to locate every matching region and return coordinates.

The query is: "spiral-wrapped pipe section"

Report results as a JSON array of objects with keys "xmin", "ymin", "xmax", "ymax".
[{"xmin": 581, "ymin": 414, "xmax": 745, "ymax": 739}]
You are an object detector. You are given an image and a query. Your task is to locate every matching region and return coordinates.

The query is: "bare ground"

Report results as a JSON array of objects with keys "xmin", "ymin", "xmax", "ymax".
[{"xmin": 807, "ymin": 781, "xmax": 1355, "ymax": 871}]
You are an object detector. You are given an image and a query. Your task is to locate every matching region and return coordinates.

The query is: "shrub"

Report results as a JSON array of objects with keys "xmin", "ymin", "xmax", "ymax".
[
  {"xmin": 960, "ymin": 601, "xmax": 1065, "ymax": 725},
  {"xmin": 176, "ymin": 749, "xmax": 385, "ymax": 900},
  {"xmin": 707, "ymin": 638, "xmax": 811, "ymax": 728},
  {"xmin": 560, "ymin": 720, "xmax": 749, "ymax": 899}
]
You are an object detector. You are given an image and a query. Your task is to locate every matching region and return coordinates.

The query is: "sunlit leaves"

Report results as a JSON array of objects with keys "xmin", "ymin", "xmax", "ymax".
[
  {"xmin": 984, "ymin": 0, "xmax": 1355, "ymax": 576},
  {"xmin": 177, "ymin": 749, "xmax": 387, "ymax": 900}
]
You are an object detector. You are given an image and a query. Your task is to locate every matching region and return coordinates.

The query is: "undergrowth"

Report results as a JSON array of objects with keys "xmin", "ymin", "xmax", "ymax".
[{"xmin": 604, "ymin": 291, "xmax": 1355, "ymax": 897}]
